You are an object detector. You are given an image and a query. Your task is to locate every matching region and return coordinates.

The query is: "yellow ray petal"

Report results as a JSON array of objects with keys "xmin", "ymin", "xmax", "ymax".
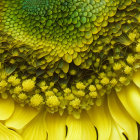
[
  {"xmin": 5, "ymin": 104, "xmax": 39, "ymax": 130},
  {"xmin": 87, "ymin": 103, "xmax": 111, "ymax": 140},
  {"xmin": 117, "ymin": 84, "xmax": 140, "ymax": 123},
  {"xmin": 46, "ymin": 113, "xmax": 66, "ymax": 140},
  {"xmin": 0, "ymin": 122, "xmax": 22, "ymax": 140},
  {"xmin": 133, "ymin": 70, "xmax": 140, "ymax": 88},
  {"xmin": 109, "ymin": 120, "xmax": 126, "ymax": 140},
  {"xmin": 0, "ymin": 97, "xmax": 14, "ymax": 120},
  {"xmin": 22, "ymin": 110, "xmax": 47, "ymax": 140},
  {"xmin": 66, "ymin": 112, "xmax": 97, "ymax": 140},
  {"xmin": 108, "ymin": 93, "xmax": 138, "ymax": 140}
]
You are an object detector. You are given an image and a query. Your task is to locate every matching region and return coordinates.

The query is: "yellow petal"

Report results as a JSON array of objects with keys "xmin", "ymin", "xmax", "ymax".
[
  {"xmin": 22, "ymin": 110, "xmax": 47, "ymax": 140},
  {"xmin": 66, "ymin": 112, "xmax": 97, "ymax": 140},
  {"xmin": 46, "ymin": 113, "xmax": 66, "ymax": 140},
  {"xmin": 0, "ymin": 122, "xmax": 22, "ymax": 140},
  {"xmin": 5, "ymin": 104, "xmax": 39, "ymax": 130},
  {"xmin": 108, "ymin": 93, "xmax": 138, "ymax": 140},
  {"xmin": 133, "ymin": 70, "xmax": 140, "ymax": 88},
  {"xmin": 0, "ymin": 98, "xmax": 14, "ymax": 120},
  {"xmin": 117, "ymin": 84, "xmax": 140, "ymax": 123},
  {"xmin": 87, "ymin": 103, "xmax": 111, "ymax": 140},
  {"xmin": 109, "ymin": 120, "xmax": 126, "ymax": 140}
]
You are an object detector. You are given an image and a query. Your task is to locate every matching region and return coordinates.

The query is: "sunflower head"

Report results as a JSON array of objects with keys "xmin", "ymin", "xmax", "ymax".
[{"xmin": 0, "ymin": 0, "xmax": 140, "ymax": 118}]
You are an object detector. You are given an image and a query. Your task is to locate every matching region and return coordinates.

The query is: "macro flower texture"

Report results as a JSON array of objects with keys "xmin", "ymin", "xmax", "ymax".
[{"xmin": 0, "ymin": 0, "xmax": 140, "ymax": 139}]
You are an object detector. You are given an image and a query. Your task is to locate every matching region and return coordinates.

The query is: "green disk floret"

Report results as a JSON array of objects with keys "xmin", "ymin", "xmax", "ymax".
[
  {"xmin": 1, "ymin": 0, "xmax": 121, "ymax": 65},
  {"xmin": 0, "ymin": 0, "xmax": 140, "ymax": 117}
]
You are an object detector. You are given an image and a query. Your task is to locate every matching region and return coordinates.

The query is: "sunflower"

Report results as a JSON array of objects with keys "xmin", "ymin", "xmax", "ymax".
[{"xmin": 0, "ymin": 0, "xmax": 140, "ymax": 139}]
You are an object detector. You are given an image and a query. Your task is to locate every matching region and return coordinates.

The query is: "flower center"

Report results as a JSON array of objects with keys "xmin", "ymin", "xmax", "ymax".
[{"xmin": 0, "ymin": 0, "xmax": 140, "ymax": 117}]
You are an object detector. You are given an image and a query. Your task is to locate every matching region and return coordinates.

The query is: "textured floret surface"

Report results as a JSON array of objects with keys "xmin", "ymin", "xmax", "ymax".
[{"xmin": 0, "ymin": 0, "xmax": 140, "ymax": 116}]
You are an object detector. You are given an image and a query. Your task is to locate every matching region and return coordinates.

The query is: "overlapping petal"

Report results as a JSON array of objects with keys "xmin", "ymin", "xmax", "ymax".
[
  {"xmin": 0, "ymin": 97, "xmax": 14, "ymax": 120},
  {"xmin": 117, "ymin": 84, "xmax": 140, "ymax": 123},
  {"xmin": 87, "ymin": 102, "xmax": 111, "ymax": 140},
  {"xmin": 108, "ymin": 93, "xmax": 138, "ymax": 140},
  {"xmin": 22, "ymin": 110, "xmax": 47, "ymax": 140},
  {"xmin": 109, "ymin": 120, "xmax": 126, "ymax": 140},
  {"xmin": 66, "ymin": 112, "xmax": 96, "ymax": 140},
  {"xmin": 46, "ymin": 113, "xmax": 67, "ymax": 140},
  {"xmin": 5, "ymin": 104, "xmax": 39, "ymax": 130},
  {"xmin": 0, "ymin": 122, "xmax": 22, "ymax": 140}
]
